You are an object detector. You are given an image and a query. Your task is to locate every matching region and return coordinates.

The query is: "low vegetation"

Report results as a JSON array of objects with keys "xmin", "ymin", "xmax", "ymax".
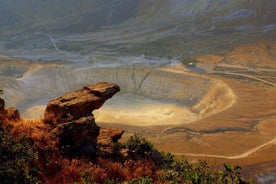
[
  {"xmin": 0, "ymin": 125, "xmax": 39, "ymax": 184},
  {"xmin": 0, "ymin": 118, "xmax": 250, "ymax": 184},
  {"xmin": 180, "ymin": 56, "xmax": 198, "ymax": 67}
]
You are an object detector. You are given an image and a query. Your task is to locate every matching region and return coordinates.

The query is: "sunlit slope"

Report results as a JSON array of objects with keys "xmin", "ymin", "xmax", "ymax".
[
  {"xmin": 1, "ymin": 0, "xmax": 274, "ymax": 34},
  {"xmin": 0, "ymin": 0, "xmax": 275, "ymax": 57},
  {"xmin": 0, "ymin": 0, "xmax": 139, "ymax": 35}
]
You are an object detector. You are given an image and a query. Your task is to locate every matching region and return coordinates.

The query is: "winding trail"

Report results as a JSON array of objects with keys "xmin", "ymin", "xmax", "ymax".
[
  {"xmin": 35, "ymin": 32, "xmax": 59, "ymax": 51},
  {"xmin": 173, "ymin": 138, "xmax": 276, "ymax": 159},
  {"xmin": 218, "ymin": 72, "xmax": 275, "ymax": 87},
  {"xmin": 45, "ymin": 33, "xmax": 59, "ymax": 51},
  {"xmin": 195, "ymin": 63, "xmax": 276, "ymax": 86},
  {"xmin": 35, "ymin": 32, "xmax": 69, "ymax": 55}
]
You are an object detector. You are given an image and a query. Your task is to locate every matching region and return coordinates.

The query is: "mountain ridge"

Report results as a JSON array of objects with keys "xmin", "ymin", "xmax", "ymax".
[{"xmin": 0, "ymin": 0, "xmax": 275, "ymax": 59}]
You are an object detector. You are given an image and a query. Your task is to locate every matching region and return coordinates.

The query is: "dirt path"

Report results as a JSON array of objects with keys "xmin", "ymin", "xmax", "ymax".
[
  {"xmin": 217, "ymin": 72, "xmax": 275, "ymax": 86},
  {"xmin": 35, "ymin": 32, "xmax": 71, "ymax": 55},
  {"xmin": 195, "ymin": 63, "xmax": 276, "ymax": 86},
  {"xmin": 174, "ymin": 138, "xmax": 276, "ymax": 159}
]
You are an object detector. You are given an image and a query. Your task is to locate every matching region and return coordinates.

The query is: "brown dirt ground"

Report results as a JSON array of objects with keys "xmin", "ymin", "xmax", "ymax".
[{"xmin": 111, "ymin": 42, "xmax": 276, "ymax": 179}]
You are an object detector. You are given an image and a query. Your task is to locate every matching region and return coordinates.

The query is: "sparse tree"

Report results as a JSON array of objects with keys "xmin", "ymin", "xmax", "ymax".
[{"xmin": 180, "ymin": 56, "xmax": 198, "ymax": 67}]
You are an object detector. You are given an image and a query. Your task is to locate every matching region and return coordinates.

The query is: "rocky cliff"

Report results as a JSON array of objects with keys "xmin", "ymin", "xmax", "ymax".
[
  {"xmin": 0, "ymin": 97, "xmax": 20, "ymax": 122},
  {"xmin": 45, "ymin": 82, "xmax": 122, "ymax": 156},
  {"xmin": 0, "ymin": 82, "xmax": 123, "ymax": 157},
  {"xmin": 44, "ymin": 82, "xmax": 120, "ymax": 125}
]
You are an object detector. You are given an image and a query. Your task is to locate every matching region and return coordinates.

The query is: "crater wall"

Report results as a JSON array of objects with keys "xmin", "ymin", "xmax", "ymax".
[{"xmin": 0, "ymin": 64, "xmax": 236, "ymax": 124}]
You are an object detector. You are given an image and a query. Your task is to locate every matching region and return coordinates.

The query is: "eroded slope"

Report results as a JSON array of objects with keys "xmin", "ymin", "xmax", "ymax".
[{"xmin": 0, "ymin": 62, "xmax": 236, "ymax": 126}]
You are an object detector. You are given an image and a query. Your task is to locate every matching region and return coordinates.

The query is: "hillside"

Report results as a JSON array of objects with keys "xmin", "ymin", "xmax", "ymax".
[
  {"xmin": 0, "ymin": 84, "xmax": 250, "ymax": 184},
  {"xmin": 0, "ymin": 1, "xmax": 276, "ymax": 183},
  {"xmin": 0, "ymin": 0, "xmax": 275, "ymax": 60}
]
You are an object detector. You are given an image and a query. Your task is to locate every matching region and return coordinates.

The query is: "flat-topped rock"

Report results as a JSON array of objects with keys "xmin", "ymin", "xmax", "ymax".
[{"xmin": 44, "ymin": 82, "xmax": 120, "ymax": 125}]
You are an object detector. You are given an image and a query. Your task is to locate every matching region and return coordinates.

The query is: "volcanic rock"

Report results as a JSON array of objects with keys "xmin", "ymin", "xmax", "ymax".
[
  {"xmin": 6, "ymin": 108, "xmax": 20, "ymax": 121},
  {"xmin": 98, "ymin": 128, "xmax": 124, "ymax": 155},
  {"xmin": 50, "ymin": 116, "xmax": 100, "ymax": 156},
  {"xmin": 43, "ymin": 82, "xmax": 123, "ymax": 157},
  {"xmin": 0, "ymin": 98, "xmax": 5, "ymax": 111},
  {"xmin": 44, "ymin": 82, "xmax": 120, "ymax": 125},
  {"xmin": 98, "ymin": 128, "xmax": 124, "ymax": 145},
  {"xmin": 0, "ymin": 98, "xmax": 20, "ymax": 122}
]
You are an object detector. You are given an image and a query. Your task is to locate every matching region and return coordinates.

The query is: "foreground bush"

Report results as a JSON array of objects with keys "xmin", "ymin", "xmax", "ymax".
[
  {"xmin": 0, "ymin": 125, "xmax": 39, "ymax": 184},
  {"xmin": 0, "ymin": 121, "xmax": 250, "ymax": 184},
  {"xmin": 123, "ymin": 136, "xmax": 250, "ymax": 184}
]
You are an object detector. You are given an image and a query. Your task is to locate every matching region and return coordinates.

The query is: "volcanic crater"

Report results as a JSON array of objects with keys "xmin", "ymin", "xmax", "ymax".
[{"xmin": 0, "ymin": 62, "xmax": 236, "ymax": 127}]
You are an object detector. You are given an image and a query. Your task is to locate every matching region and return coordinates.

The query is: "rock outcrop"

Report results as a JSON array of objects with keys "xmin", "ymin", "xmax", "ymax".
[
  {"xmin": 1, "ymin": 82, "xmax": 123, "ymax": 157},
  {"xmin": 51, "ymin": 116, "xmax": 100, "ymax": 156},
  {"xmin": 0, "ymin": 98, "xmax": 20, "ymax": 122},
  {"xmin": 5, "ymin": 108, "xmax": 20, "ymax": 121},
  {"xmin": 44, "ymin": 82, "xmax": 121, "ymax": 157},
  {"xmin": 0, "ymin": 98, "xmax": 4, "ymax": 111},
  {"xmin": 97, "ymin": 128, "xmax": 124, "ymax": 155},
  {"xmin": 44, "ymin": 82, "xmax": 120, "ymax": 125},
  {"xmin": 98, "ymin": 128, "xmax": 124, "ymax": 145}
]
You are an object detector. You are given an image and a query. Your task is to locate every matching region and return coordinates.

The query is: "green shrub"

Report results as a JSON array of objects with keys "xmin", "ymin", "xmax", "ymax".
[
  {"xmin": 0, "ymin": 121, "xmax": 250, "ymax": 184},
  {"xmin": 222, "ymin": 163, "xmax": 249, "ymax": 184},
  {"xmin": 124, "ymin": 135, "xmax": 154, "ymax": 157},
  {"xmin": 150, "ymin": 151, "xmax": 175, "ymax": 170},
  {"xmin": 123, "ymin": 136, "xmax": 249, "ymax": 183},
  {"xmin": 124, "ymin": 177, "xmax": 153, "ymax": 184},
  {"xmin": 162, "ymin": 159, "xmax": 250, "ymax": 184},
  {"xmin": 180, "ymin": 56, "xmax": 198, "ymax": 67},
  {"xmin": 0, "ymin": 125, "xmax": 40, "ymax": 184}
]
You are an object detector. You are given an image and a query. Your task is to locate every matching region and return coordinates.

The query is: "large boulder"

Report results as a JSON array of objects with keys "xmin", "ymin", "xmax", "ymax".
[
  {"xmin": 98, "ymin": 128, "xmax": 124, "ymax": 145},
  {"xmin": 44, "ymin": 82, "xmax": 120, "ymax": 125},
  {"xmin": 98, "ymin": 128, "xmax": 124, "ymax": 156},
  {"xmin": 44, "ymin": 82, "xmax": 122, "ymax": 157},
  {"xmin": 50, "ymin": 116, "xmax": 100, "ymax": 157}
]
